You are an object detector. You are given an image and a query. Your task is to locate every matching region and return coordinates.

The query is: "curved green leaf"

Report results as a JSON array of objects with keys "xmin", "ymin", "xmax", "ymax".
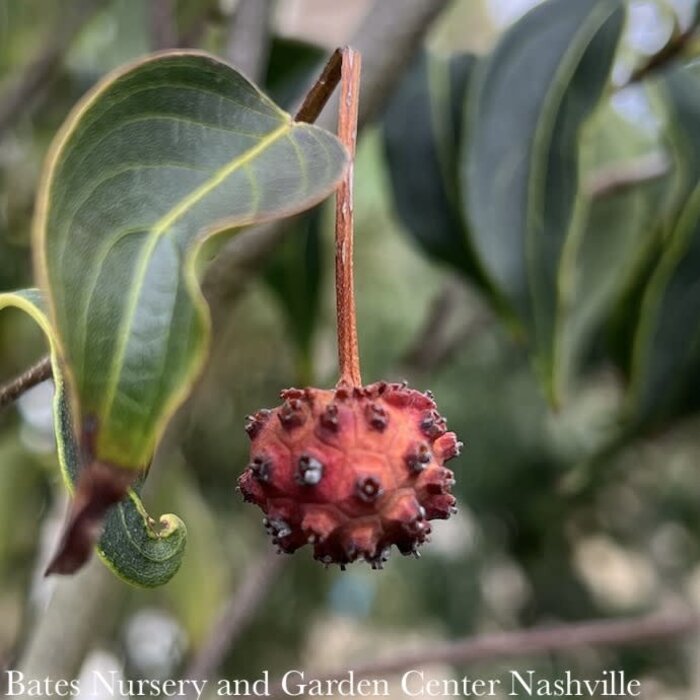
[
  {"xmin": 464, "ymin": 0, "xmax": 625, "ymax": 398},
  {"xmin": 383, "ymin": 52, "xmax": 485, "ymax": 280},
  {"xmin": 627, "ymin": 66, "xmax": 700, "ymax": 424},
  {"xmin": 0, "ymin": 289, "xmax": 186, "ymax": 587},
  {"xmin": 552, "ymin": 91, "xmax": 672, "ymax": 399},
  {"xmin": 35, "ymin": 51, "xmax": 347, "ymax": 472}
]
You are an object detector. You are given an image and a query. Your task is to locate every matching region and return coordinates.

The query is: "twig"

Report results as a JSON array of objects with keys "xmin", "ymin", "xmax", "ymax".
[
  {"xmin": 149, "ymin": 0, "xmax": 178, "ymax": 50},
  {"xmin": 0, "ymin": 356, "xmax": 52, "ymax": 409},
  {"xmin": 295, "ymin": 49, "xmax": 344, "ymax": 124},
  {"xmin": 628, "ymin": 7, "xmax": 700, "ymax": 84},
  {"xmin": 0, "ymin": 0, "xmax": 109, "ymax": 141},
  {"xmin": 268, "ymin": 609, "xmax": 700, "ymax": 697},
  {"xmin": 225, "ymin": 0, "xmax": 273, "ymax": 83},
  {"xmin": 183, "ymin": 551, "xmax": 286, "ymax": 698},
  {"xmin": 335, "ymin": 48, "xmax": 362, "ymax": 388}
]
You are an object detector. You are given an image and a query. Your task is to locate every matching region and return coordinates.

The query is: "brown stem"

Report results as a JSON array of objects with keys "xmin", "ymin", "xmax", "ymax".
[
  {"xmin": 294, "ymin": 49, "xmax": 343, "ymax": 124},
  {"xmin": 0, "ymin": 356, "xmax": 52, "ymax": 409},
  {"xmin": 268, "ymin": 608, "xmax": 699, "ymax": 697},
  {"xmin": 628, "ymin": 12, "xmax": 700, "ymax": 84},
  {"xmin": 335, "ymin": 48, "xmax": 362, "ymax": 388}
]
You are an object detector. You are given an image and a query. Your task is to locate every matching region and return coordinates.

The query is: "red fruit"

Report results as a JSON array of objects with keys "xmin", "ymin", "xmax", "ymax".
[{"xmin": 238, "ymin": 381, "xmax": 462, "ymax": 569}]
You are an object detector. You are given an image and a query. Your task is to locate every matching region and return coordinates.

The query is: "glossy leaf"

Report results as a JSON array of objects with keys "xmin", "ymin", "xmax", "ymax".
[
  {"xmin": 383, "ymin": 52, "xmax": 487, "ymax": 282},
  {"xmin": 0, "ymin": 289, "xmax": 186, "ymax": 587},
  {"xmin": 627, "ymin": 66, "xmax": 700, "ymax": 424},
  {"xmin": 35, "ymin": 51, "xmax": 348, "ymax": 473},
  {"xmin": 552, "ymin": 94, "xmax": 671, "ymax": 399},
  {"xmin": 464, "ymin": 0, "xmax": 625, "ymax": 397}
]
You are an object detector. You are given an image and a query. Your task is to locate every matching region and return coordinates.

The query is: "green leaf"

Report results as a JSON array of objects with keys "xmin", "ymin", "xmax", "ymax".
[
  {"xmin": 383, "ymin": 52, "xmax": 487, "ymax": 282},
  {"xmin": 0, "ymin": 289, "xmax": 186, "ymax": 587},
  {"xmin": 552, "ymin": 93, "xmax": 671, "ymax": 398},
  {"xmin": 35, "ymin": 51, "xmax": 347, "ymax": 472},
  {"xmin": 557, "ymin": 179, "xmax": 668, "ymax": 396},
  {"xmin": 464, "ymin": 0, "xmax": 625, "ymax": 398},
  {"xmin": 627, "ymin": 66, "xmax": 700, "ymax": 424}
]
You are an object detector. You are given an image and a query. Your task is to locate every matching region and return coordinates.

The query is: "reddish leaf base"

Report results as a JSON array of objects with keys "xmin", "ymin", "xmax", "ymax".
[
  {"xmin": 45, "ymin": 461, "xmax": 135, "ymax": 576},
  {"xmin": 238, "ymin": 381, "xmax": 462, "ymax": 569}
]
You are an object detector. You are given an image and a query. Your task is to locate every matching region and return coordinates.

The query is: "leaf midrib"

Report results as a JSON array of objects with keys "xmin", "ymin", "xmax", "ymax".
[{"xmin": 99, "ymin": 121, "xmax": 291, "ymax": 429}]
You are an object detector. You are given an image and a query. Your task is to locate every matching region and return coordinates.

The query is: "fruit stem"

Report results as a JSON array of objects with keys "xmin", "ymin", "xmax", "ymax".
[{"xmin": 335, "ymin": 47, "xmax": 362, "ymax": 388}]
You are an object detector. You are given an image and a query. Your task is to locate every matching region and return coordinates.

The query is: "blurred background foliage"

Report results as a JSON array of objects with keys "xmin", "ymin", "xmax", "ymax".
[{"xmin": 2, "ymin": 0, "xmax": 700, "ymax": 698}]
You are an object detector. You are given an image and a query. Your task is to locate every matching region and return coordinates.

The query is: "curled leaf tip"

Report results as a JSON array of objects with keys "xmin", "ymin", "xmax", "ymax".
[{"xmin": 45, "ymin": 462, "xmax": 137, "ymax": 576}]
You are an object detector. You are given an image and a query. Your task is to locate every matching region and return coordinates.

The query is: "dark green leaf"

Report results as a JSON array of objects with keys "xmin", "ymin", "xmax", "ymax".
[
  {"xmin": 0, "ymin": 289, "xmax": 186, "ymax": 587},
  {"xmin": 553, "ymin": 95, "xmax": 671, "ymax": 398},
  {"xmin": 383, "ymin": 52, "xmax": 488, "ymax": 283},
  {"xmin": 35, "ymin": 52, "xmax": 347, "ymax": 473},
  {"xmin": 627, "ymin": 66, "xmax": 700, "ymax": 424},
  {"xmin": 464, "ymin": 0, "xmax": 625, "ymax": 398}
]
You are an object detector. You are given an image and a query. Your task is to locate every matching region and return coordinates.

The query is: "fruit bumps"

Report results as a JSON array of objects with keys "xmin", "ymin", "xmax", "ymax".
[{"xmin": 238, "ymin": 381, "xmax": 462, "ymax": 569}]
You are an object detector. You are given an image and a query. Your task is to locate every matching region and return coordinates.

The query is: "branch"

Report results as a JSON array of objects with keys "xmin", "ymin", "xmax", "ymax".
[
  {"xmin": 268, "ymin": 609, "xmax": 700, "ymax": 697},
  {"xmin": 149, "ymin": 0, "xmax": 178, "ymax": 51},
  {"xmin": 183, "ymin": 551, "xmax": 286, "ymax": 699},
  {"xmin": 628, "ymin": 7, "xmax": 700, "ymax": 84},
  {"xmin": 295, "ymin": 49, "xmax": 343, "ymax": 124},
  {"xmin": 0, "ymin": 0, "xmax": 109, "ymax": 141},
  {"xmin": 225, "ymin": 0, "xmax": 274, "ymax": 84},
  {"xmin": 0, "ymin": 357, "xmax": 52, "ymax": 409}
]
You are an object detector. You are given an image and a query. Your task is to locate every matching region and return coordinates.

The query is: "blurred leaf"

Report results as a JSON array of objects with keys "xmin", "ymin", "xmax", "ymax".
[
  {"xmin": 464, "ymin": 0, "xmax": 625, "ymax": 400},
  {"xmin": 556, "ymin": 179, "xmax": 667, "ymax": 396},
  {"xmin": 36, "ymin": 52, "xmax": 347, "ymax": 473},
  {"xmin": 0, "ymin": 289, "xmax": 186, "ymax": 587},
  {"xmin": 383, "ymin": 52, "xmax": 490, "ymax": 285},
  {"xmin": 553, "ymin": 95, "xmax": 671, "ymax": 398},
  {"xmin": 67, "ymin": 0, "xmax": 150, "ymax": 75},
  {"xmin": 627, "ymin": 66, "xmax": 700, "ymax": 424},
  {"xmin": 263, "ymin": 207, "xmax": 323, "ymax": 383}
]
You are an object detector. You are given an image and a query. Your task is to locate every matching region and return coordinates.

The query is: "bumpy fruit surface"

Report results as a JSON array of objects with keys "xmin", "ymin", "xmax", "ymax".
[{"xmin": 238, "ymin": 381, "xmax": 462, "ymax": 568}]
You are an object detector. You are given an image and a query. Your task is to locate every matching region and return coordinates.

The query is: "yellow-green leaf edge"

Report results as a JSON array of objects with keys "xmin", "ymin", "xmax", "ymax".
[
  {"xmin": 32, "ymin": 50, "xmax": 349, "ymax": 471},
  {"xmin": 0, "ymin": 289, "xmax": 186, "ymax": 587}
]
